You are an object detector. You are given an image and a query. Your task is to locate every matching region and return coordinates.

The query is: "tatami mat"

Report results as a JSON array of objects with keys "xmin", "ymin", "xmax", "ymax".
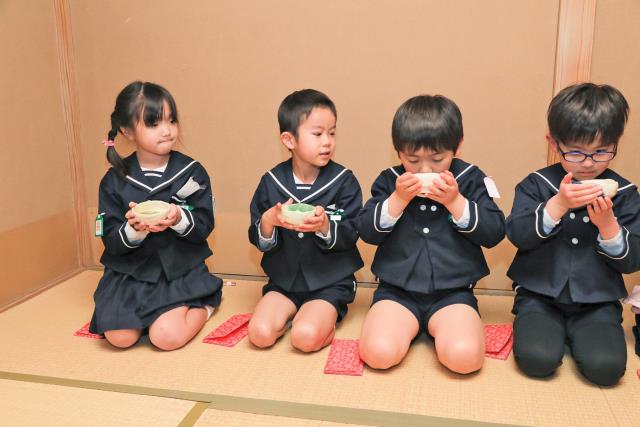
[
  {"xmin": 195, "ymin": 408, "xmax": 362, "ymax": 427},
  {"xmin": 0, "ymin": 270, "xmax": 638, "ymax": 427},
  {"xmin": 0, "ymin": 378, "xmax": 194, "ymax": 427}
]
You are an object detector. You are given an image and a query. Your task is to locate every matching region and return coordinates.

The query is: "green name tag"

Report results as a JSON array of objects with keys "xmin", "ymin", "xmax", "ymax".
[
  {"xmin": 95, "ymin": 213, "xmax": 104, "ymax": 237},
  {"xmin": 326, "ymin": 208, "xmax": 345, "ymax": 221}
]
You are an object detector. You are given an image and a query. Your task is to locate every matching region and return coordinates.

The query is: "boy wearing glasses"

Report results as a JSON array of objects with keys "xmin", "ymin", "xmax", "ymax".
[{"xmin": 506, "ymin": 83, "xmax": 640, "ymax": 386}]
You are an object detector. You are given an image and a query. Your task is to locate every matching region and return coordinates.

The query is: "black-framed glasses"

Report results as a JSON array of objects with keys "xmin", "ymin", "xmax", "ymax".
[{"xmin": 557, "ymin": 147, "xmax": 617, "ymax": 163}]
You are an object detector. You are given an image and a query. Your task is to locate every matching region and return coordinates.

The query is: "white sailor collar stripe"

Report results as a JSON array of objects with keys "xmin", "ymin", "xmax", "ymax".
[
  {"xmin": 267, "ymin": 168, "xmax": 349, "ymax": 204},
  {"xmin": 126, "ymin": 160, "xmax": 197, "ymax": 193},
  {"xmin": 533, "ymin": 172, "xmax": 560, "ymax": 193}
]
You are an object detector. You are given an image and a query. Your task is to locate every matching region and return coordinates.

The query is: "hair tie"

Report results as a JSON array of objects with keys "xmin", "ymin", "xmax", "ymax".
[{"xmin": 101, "ymin": 139, "xmax": 115, "ymax": 147}]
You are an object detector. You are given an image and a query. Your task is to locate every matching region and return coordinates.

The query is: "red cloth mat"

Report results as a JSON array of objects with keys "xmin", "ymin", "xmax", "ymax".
[
  {"xmin": 484, "ymin": 324, "xmax": 513, "ymax": 360},
  {"xmin": 74, "ymin": 322, "xmax": 104, "ymax": 339},
  {"xmin": 324, "ymin": 339, "xmax": 364, "ymax": 376},
  {"xmin": 203, "ymin": 313, "xmax": 252, "ymax": 347}
]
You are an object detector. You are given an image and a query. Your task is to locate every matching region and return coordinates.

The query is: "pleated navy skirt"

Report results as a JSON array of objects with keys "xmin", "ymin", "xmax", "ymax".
[{"xmin": 89, "ymin": 263, "xmax": 222, "ymax": 334}]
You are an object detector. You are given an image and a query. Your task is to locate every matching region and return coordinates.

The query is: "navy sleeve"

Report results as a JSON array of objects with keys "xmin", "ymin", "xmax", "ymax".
[
  {"xmin": 172, "ymin": 164, "xmax": 215, "ymax": 244},
  {"xmin": 595, "ymin": 188, "xmax": 640, "ymax": 274},
  {"xmin": 452, "ymin": 169, "xmax": 505, "ymax": 248},
  {"xmin": 99, "ymin": 173, "xmax": 140, "ymax": 255},
  {"xmin": 314, "ymin": 171, "xmax": 362, "ymax": 252},
  {"xmin": 248, "ymin": 175, "xmax": 281, "ymax": 252},
  {"xmin": 506, "ymin": 177, "xmax": 560, "ymax": 251},
  {"xmin": 357, "ymin": 172, "xmax": 396, "ymax": 246}
]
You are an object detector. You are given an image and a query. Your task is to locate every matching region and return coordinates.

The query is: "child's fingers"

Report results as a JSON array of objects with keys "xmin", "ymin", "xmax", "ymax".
[
  {"xmin": 399, "ymin": 173, "xmax": 419, "ymax": 186},
  {"xmin": 561, "ymin": 173, "xmax": 573, "ymax": 185},
  {"xmin": 314, "ymin": 206, "xmax": 325, "ymax": 216},
  {"xmin": 594, "ymin": 196, "xmax": 612, "ymax": 212},
  {"xmin": 128, "ymin": 201, "xmax": 137, "ymax": 208},
  {"xmin": 439, "ymin": 171, "xmax": 454, "ymax": 185},
  {"xmin": 587, "ymin": 204, "xmax": 595, "ymax": 218},
  {"xmin": 276, "ymin": 214, "xmax": 295, "ymax": 229},
  {"xmin": 573, "ymin": 194, "xmax": 599, "ymax": 207},
  {"xmin": 432, "ymin": 178, "xmax": 451, "ymax": 192},
  {"xmin": 568, "ymin": 185, "xmax": 602, "ymax": 197}
]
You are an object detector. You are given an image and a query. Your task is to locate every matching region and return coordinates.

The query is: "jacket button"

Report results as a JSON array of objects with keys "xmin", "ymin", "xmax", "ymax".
[
  {"xmin": 430, "ymin": 205, "xmax": 437, "ymax": 212},
  {"xmin": 419, "ymin": 205, "xmax": 426, "ymax": 211},
  {"xmin": 583, "ymin": 216, "xmax": 590, "ymax": 223},
  {"xmin": 423, "ymin": 227, "xmax": 430, "ymax": 234},
  {"xmin": 569, "ymin": 212, "xmax": 576, "ymax": 219},
  {"xmin": 571, "ymin": 237, "xmax": 579, "ymax": 245},
  {"xmin": 298, "ymin": 232, "xmax": 304, "ymax": 238}
]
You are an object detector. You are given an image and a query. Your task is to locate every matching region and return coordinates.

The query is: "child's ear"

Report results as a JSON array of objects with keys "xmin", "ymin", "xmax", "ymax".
[
  {"xmin": 280, "ymin": 132, "xmax": 296, "ymax": 150},
  {"xmin": 120, "ymin": 127, "xmax": 134, "ymax": 141},
  {"xmin": 454, "ymin": 139, "xmax": 464, "ymax": 157},
  {"xmin": 545, "ymin": 133, "xmax": 556, "ymax": 151}
]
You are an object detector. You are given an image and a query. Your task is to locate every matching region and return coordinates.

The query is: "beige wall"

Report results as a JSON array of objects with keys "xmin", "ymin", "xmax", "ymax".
[
  {"xmin": 0, "ymin": 0, "xmax": 80, "ymax": 306},
  {"xmin": 591, "ymin": 0, "xmax": 640, "ymax": 288},
  {"xmin": 72, "ymin": 0, "xmax": 559, "ymax": 290},
  {"xmin": 3, "ymin": 0, "xmax": 636, "ymax": 303}
]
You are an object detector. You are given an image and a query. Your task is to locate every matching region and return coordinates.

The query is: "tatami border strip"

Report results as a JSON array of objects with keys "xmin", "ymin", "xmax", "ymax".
[
  {"xmin": 177, "ymin": 401, "xmax": 209, "ymax": 427},
  {"xmin": 0, "ymin": 371, "xmax": 527, "ymax": 427}
]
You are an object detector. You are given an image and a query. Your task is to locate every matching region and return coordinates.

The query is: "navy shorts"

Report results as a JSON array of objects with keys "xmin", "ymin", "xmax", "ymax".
[
  {"xmin": 372, "ymin": 283, "xmax": 479, "ymax": 335},
  {"xmin": 262, "ymin": 276, "xmax": 357, "ymax": 322}
]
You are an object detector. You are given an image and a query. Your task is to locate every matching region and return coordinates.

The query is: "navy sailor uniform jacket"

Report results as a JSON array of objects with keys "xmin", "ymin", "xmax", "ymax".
[
  {"xmin": 99, "ymin": 151, "xmax": 215, "ymax": 282},
  {"xmin": 506, "ymin": 163, "xmax": 640, "ymax": 303},
  {"xmin": 248, "ymin": 159, "xmax": 364, "ymax": 291},
  {"xmin": 357, "ymin": 158, "xmax": 505, "ymax": 293}
]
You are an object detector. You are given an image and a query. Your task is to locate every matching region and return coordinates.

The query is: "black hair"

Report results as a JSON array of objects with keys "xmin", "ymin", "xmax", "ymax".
[
  {"xmin": 548, "ymin": 82, "xmax": 629, "ymax": 148},
  {"xmin": 392, "ymin": 95, "xmax": 463, "ymax": 153},
  {"xmin": 105, "ymin": 81, "xmax": 179, "ymax": 178},
  {"xmin": 277, "ymin": 89, "xmax": 337, "ymax": 137}
]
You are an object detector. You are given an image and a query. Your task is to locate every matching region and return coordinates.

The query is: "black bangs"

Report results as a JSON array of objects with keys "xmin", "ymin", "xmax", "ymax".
[
  {"xmin": 137, "ymin": 83, "xmax": 179, "ymax": 127},
  {"xmin": 106, "ymin": 81, "xmax": 180, "ymax": 178},
  {"xmin": 392, "ymin": 95, "xmax": 463, "ymax": 153},
  {"xmin": 548, "ymin": 83, "xmax": 629, "ymax": 147}
]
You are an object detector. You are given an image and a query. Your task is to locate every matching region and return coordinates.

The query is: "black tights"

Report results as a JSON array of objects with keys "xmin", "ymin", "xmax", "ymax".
[{"xmin": 513, "ymin": 311, "xmax": 627, "ymax": 386}]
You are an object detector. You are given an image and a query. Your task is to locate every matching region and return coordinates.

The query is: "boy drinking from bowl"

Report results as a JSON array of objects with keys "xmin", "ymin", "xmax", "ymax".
[
  {"xmin": 356, "ymin": 95, "xmax": 505, "ymax": 373},
  {"xmin": 248, "ymin": 89, "xmax": 364, "ymax": 352},
  {"xmin": 506, "ymin": 83, "xmax": 640, "ymax": 386}
]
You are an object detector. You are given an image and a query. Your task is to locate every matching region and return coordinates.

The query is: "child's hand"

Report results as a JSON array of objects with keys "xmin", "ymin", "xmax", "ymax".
[
  {"xmin": 295, "ymin": 205, "xmax": 329, "ymax": 235},
  {"xmin": 426, "ymin": 171, "xmax": 459, "ymax": 205},
  {"xmin": 546, "ymin": 173, "xmax": 603, "ymax": 221},
  {"xmin": 427, "ymin": 171, "xmax": 467, "ymax": 219},
  {"xmin": 557, "ymin": 173, "xmax": 602, "ymax": 209},
  {"xmin": 394, "ymin": 172, "xmax": 422, "ymax": 202},
  {"xmin": 148, "ymin": 204, "xmax": 182, "ymax": 233},
  {"xmin": 587, "ymin": 196, "xmax": 620, "ymax": 239},
  {"xmin": 261, "ymin": 199, "xmax": 296, "ymax": 234},
  {"xmin": 125, "ymin": 202, "xmax": 148, "ymax": 232},
  {"xmin": 387, "ymin": 172, "xmax": 423, "ymax": 217}
]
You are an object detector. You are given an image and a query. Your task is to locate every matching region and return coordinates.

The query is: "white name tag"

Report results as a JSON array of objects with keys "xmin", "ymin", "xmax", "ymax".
[{"xmin": 484, "ymin": 177, "xmax": 500, "ymax": 198}]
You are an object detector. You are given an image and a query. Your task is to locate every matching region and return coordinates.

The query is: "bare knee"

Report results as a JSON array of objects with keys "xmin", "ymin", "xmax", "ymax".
[
  {"xmin": 359, "ymin": 336, "xmax": 407, "ymax": 369},
  {"xmin": 248, "ymin": 319, "xmax": 281, "ymax": 349},
  {"xmin": 291, "ymin": 322, "xmax": 330, "ymax": 353},
  {"xmin": 149, "ymin": 322, "xmax": 188, "ymax": 351},
  {"xmin": 437, "ymin": 338, "xmax": 484, "ymax": 374},
  {"xmin": 104, "ymin": 329, "xmax": 140, "ymax": 349}
]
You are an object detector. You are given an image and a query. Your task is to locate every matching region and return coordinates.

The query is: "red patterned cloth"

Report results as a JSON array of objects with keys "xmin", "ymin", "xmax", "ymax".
[
  {"xmin": 202, "ymin": 313, "xmax": 252, "ymax": 347},
  {"xmin": 324, "ymin": 339, "xmax": 364, "ymax": 376},
  {"xmin": 74, "ymin": 322, "xmax": 104, "ymax": 339},
  {"xmin": 484, "ymin": 324, "xmax": 513, "ymax": 360}
]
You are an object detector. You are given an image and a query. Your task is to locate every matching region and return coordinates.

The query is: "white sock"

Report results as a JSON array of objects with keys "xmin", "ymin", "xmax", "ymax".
[{"xmin": 205, "ymin": 305, "xmax": 215, "ymax": 320}]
